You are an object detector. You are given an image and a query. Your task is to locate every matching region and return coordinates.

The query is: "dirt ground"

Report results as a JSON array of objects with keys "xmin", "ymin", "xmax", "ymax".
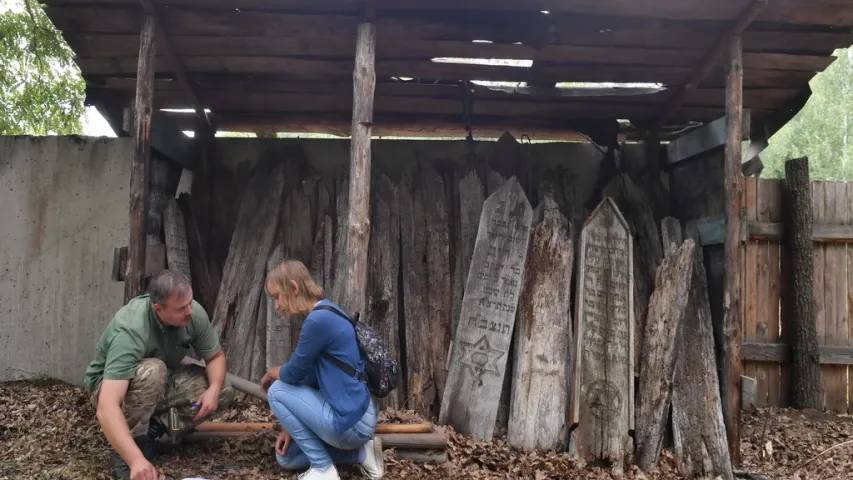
[{"xmin": 1, "ymin": 380, "xmax": 850, "ymax": 479}]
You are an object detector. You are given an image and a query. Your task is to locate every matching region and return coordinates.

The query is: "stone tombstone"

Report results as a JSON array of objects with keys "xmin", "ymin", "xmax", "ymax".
[
  {"xmin": 439, "ymin": 177, "xmax": 533, "ymax": 440},
  {"xmin": 570, "ymin": 196, "xmax": 634, "ymax": 463}
]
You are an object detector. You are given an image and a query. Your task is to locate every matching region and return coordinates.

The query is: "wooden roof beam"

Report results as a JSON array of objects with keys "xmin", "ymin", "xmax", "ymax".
[
  {"xmin": 140, "ymin": 0, "xmax": 210, "ymax": 127},
  {"xmin": 652, "ymin": 0, "xmax": 767, "ymax": 131}
]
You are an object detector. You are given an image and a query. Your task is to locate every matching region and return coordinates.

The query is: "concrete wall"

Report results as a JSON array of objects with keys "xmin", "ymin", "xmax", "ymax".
[{"xmin": 0, "ymin": 136, "xmax": 131, "ymax": 386}]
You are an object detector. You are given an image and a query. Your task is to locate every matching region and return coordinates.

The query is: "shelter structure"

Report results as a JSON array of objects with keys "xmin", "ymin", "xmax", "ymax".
[{"xmin": 36, "ymin": 0, "xmax": 853, "ymax": 468}]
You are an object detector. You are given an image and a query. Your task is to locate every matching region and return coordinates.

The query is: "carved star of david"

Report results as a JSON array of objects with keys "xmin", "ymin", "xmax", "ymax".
[{"xmin": 458, "ymin": 335, "xmax": 504, "ymax": 383}]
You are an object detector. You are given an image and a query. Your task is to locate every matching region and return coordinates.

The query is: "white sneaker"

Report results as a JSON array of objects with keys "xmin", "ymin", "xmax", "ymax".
[
  {"xmin": 359, "ymin": 437, "xmax": 385, "ymax": 479},
  {"xmin": 297, "ymin": 465, "xmax": 341, "ymax": 480}
]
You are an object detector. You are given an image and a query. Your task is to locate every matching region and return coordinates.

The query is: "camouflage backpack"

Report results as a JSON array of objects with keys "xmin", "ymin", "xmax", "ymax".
[{"xmin": 313, "ymin": 304, "xmax": 399, "ymax": 398}]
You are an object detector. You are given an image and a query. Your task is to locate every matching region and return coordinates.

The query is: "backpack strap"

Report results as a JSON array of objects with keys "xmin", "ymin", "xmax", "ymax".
[{"xmin": 311, "ymin": 304, "xmax": 367, "ymax": 382}]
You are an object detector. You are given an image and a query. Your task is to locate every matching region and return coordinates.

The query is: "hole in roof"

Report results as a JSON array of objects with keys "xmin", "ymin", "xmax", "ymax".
[
  {"xmin": 432, "ymin": 57, "xmax": 533, "ymax": 67},
  {"xmin": 472, "ymin": 40, "xmax": 493, "ymax": 44},
  {"xmin": 161, "ymin": 108, "xmax": 212, "ymax": 113},
  {"xmin": 471, "ymin": 80, "xmax": 528, "ymax": 87},
  {"xmin": 555, "ymin": 82, "xmax": 664, "ymax": 89},
  {"xmin": 541, "ymin": 10, "xmax": 550, "ymax": 14}
]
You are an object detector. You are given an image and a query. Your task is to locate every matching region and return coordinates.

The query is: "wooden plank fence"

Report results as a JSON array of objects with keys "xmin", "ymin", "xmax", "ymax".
[{"xmin": 739, "ymin": 177, "xmax": 853, "ymax": 412}]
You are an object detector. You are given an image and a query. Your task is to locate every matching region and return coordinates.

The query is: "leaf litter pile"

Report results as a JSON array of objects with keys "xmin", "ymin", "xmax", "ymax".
[{"xmin": 1, "ymin": 380, "xmax": 849, "ymax": 479}]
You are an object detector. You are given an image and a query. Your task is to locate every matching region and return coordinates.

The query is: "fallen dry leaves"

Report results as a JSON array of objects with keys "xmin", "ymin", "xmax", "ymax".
[{"xmin": 1, "ymin": 380, "xmax": 850, "ymax": 479}]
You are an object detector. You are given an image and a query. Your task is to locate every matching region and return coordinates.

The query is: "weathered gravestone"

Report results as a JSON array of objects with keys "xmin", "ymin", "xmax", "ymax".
[
  {"xmin": 508, "ymin": 196, "xmax": 574, "ymax": 452},
  {"xmin": 570, "ymin": 197, "xmax": 634, "ymax": 463},
  {"xmin": 439, "ymin": 177, "xmax": 533, "ymax": 440}
]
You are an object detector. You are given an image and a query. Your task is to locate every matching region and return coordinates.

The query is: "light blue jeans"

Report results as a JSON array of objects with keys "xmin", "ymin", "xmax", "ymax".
[{"xmin": 267, "ymin": 380, "xmax": 377, "ymax": 471}]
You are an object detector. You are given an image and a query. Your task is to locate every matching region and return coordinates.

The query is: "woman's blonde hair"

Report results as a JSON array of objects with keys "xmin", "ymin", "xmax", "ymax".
[{"xmin": 265, "ymin": 259, "xmax": 325, "ymax": 316}]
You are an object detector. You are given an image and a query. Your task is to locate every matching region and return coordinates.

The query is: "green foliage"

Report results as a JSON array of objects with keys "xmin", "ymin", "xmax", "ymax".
[
  {"xmin": 761, "ymin": 48, "xmax": 853, "ymax": 181},
  {"xmin": 0, "ymin": 0, "xmax": 85, "ymax": 135}
]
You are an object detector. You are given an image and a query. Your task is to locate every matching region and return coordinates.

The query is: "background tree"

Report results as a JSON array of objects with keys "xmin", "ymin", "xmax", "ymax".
[
  {"xmin": 761, "ymin": 48, "xmax": 853, "ymax": 181},
  {"xmin": 0, "ymin": 0, "xmax": 85, "ymax": 135}
]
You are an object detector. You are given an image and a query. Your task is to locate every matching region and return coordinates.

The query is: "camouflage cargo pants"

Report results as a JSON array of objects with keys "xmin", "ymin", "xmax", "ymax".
[{"xmin": 91, "ymin": 358, "xmax": 236, "ymax": 439}]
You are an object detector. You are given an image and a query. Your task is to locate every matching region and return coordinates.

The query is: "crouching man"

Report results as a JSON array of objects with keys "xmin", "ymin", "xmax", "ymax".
[{"xmin": 83, "ymin": 270, "xmax": 236, "ymax": 479}]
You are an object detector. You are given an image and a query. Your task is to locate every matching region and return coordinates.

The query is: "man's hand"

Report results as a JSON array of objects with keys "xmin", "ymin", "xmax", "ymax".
[
  {"xmin": 275, "ymin": 429, "xmax": 292, "ymax": 456},
  {"xmin": 192, "ymin": 386, "xmax": 221, "ymax": 423},
  {"xmin": 129, "ymin": 457, "xmax": 158, "ymax": 480},
  {"xmin": 261, "ymin": 365, "xmax": 281, "ymax": 392}
]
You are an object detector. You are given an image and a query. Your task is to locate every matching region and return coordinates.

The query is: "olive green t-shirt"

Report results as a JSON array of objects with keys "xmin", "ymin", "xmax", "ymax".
[{"xmin": 82, "ymin": 294, "xmax": 221, "ymax": 394}]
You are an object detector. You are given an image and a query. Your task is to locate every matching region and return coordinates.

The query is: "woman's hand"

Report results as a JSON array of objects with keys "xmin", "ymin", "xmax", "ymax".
[
  {"xmin": 261, "ymin": 365, "xmax": 281, "ymax": 391},
  {"xmin": 275, "ymin": 429, "xmax": 292, "ymax": 456}
]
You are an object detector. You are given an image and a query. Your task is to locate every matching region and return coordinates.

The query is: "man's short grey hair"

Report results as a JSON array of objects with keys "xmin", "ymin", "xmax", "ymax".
[{"xmin": 149, "ymin": 270, "xmax": 192, "ymax": 305}]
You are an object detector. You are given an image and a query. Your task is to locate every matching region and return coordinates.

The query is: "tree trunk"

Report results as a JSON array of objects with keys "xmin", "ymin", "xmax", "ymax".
[
  {"xmin": 125, "ymin": 14, "xmax": 155, "ymax": 302},
  {"xmin": 634, "ymin": 239, "xmax": 693, "ymax": 471},
  {"xmin": 722, "ymin": 33, "xmax": 744, "ymax": 465},
  {"xmin": 672, "ymin": 241, "xmax": 733, "ymax": 480},
  {"xmin": 341, "ymin": 21, "xmax": 377, "ymax": 316},
  {"xmin": 783, "ymin": 157, "xmax": 822, "ymax": 408}
]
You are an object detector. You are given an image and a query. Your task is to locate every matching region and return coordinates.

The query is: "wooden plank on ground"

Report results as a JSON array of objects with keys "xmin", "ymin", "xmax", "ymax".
[
  {"xmin": 507, "ymin": 196, "xmax": 573, "ymax": 452},
  {"xmin": 813, "ymin": 181, "xmax": 827, "ymax": 410},
  {"xmin": 440, "ymin": 177, "xmax": 533, "ymax": 441},
  {"xmin": 401, "ymin": 162, "xmax": 452, "ymax": 418},
  {"xmin": 743, "ymin": 177, "xmax": 759, "ymax": 406},
  {"xmin": 569, "ymin": 197, "xmax": 634, "ymax": 463},
  {"xmin": 366, "ymin": 174, "xmax": 402, "ymax": 411},
  {"xmin": 163, "ymin": 198, "xmax": 192, "ymax": 279},
  {"xmin": 824, "ymin": 182, "xmax": 847, "ymax": 412}
]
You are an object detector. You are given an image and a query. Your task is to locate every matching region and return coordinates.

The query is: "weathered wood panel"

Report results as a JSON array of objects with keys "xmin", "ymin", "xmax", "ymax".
[
  {"xmin": 265, "ymin": 245, "xmax": 288, "ymax": 367},
  {"xmin": 760, "ymin": 179, "xmax": 783, "ymax": 408},
  {"xmin": 824, "ymin": 181, "xmax": 848, "ymax": 412},
  {"xmin": 211, "ymin": 153, "xmax": 288, "ymax": 379},
  {"xmin": 812, "ymin": 181, "xmax": 828, "ymax": 410},
  {"xmin": 331, "ymin": 171, "xmax": 350, "ymax": 302},
  {"xmin": 672, "ymin": 242, "xmax": 733, "ymax": 480},
  {"xmin": 451, "ymin": 167, "xmax": 485, "ymax": 341},
  {"xmin": 440, "ymin": 177, "xmax": 533, "ymax": 440},
  {"xmin": 366, "ymin": 174, "xmax": 403, "ymax": 410},
  {"xmin": 176, "ymin": 192, "xmax": 217, "ymax": 314},
  {"xmin": 163, "ymin": 198, "xmax": 191, "ymax": 279},
  {"xmin": 635, "ymin": 239, "xmax": 694, "ymax": 472},
  {"xmin": 401, "ymin": 163, "xmax": 452, "ymax": 418},
  {"xmin": 570, "ymin": 197, "xmax": 633, "ymax": 463},
  {"xmin": 847, "ymin": 182, "xmax": 853, "ymax": 414},
  {"xmin": 508, "ymin": 196, "xmax": 573, "ymax": 452},
  {"xmin": 742, "ymin": 177, "xmax": 760, "ymax": 412}
]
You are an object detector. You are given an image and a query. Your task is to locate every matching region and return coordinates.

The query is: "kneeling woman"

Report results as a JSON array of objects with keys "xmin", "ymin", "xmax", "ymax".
[{"xmin": 260, "ymin": 259, "xmax": 384, "ymax": 480}]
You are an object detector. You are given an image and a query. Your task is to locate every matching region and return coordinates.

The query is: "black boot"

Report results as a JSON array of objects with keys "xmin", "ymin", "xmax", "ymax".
[
  {"xmin": 148, "ymin": 418, "xmax": 166, "ymax": 440},
  {"xmin": 108, "ymin": 435, "xmax": 158, "ymax": 479}
]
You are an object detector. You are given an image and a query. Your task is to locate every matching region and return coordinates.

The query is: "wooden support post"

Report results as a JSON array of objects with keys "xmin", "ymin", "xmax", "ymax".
[
  {"xmin": 341, "ymin": 19, "xmax": 376, "ymax": 315},
  {"xmin": 722, "ymin": 34, "xmax": 744, "ymax": 467},
  {"xmin": 125, "ymin": 14, "xmax": 156, "ymax": 303},
  {"xmin": 783, "ymin": 157, "xmax": 822, "ymax": 408}
]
